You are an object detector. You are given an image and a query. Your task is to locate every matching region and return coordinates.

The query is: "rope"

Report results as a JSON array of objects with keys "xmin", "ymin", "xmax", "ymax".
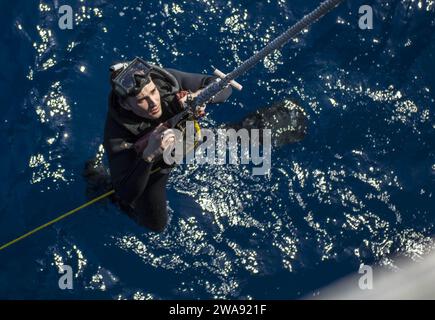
[
  {"xmin": 0, "ymin": 190, "xmax": 115, "ymax": 251},
  {"xmin": 0, "ymin": 124, "xmax": 202, "ymax": 252},
  {"xmin": 192, "ymin": 0, "xmax": 345, "ymax": 107}
]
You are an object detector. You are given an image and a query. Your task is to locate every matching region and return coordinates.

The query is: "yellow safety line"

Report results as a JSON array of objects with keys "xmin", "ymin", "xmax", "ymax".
[
  {"xmin": 0, "ymin": 189, "xmax": 115, "ymax": 251},
  {"xmin": 0, "ymin": 121, "xmax": 202, "ymax": 252}
]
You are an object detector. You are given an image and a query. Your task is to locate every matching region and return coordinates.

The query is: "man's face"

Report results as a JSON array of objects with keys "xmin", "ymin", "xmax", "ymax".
[{"xmin": 123, "ymin": 79, "xmax": 162, "ymax": 119}]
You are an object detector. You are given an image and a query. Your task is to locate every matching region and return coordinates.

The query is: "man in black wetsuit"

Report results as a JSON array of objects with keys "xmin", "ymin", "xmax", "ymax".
[{"xmin": 103, "ymin": 58, "xmax": 232, "ymax": 232}]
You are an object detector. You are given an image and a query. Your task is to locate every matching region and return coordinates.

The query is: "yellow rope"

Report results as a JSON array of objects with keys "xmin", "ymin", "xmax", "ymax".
[
  {"xmin": 0, "ymin": 189, "xmax": 115, "ymax": 251},
  {"xmin": 0, "ymin": 167, "xmax": 164, "ymax": 252},
  {"xmin": 0, "ymin": 121, "xmax": 202, "ymax": 252}
]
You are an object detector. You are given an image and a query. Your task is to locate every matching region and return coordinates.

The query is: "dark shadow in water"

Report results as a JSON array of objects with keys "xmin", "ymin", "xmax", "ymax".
[{"xmin": 227, "ymin": 99, "xmax": 308, "ymax": 148}]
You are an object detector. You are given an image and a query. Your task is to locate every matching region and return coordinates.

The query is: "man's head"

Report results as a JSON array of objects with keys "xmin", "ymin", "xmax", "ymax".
[
  {"xmin": 119, "ymin": 77, "xmax": 162, "ymax": 120},
  {"xmin": 111, "ymin": 58, "xmax": 163, "ymax": 120}
]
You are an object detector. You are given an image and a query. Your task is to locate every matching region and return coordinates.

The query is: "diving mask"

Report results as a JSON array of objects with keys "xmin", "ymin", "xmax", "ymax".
[{"xmin": 111, "ymin": 57, "xmax": 154, "ymax": 98}]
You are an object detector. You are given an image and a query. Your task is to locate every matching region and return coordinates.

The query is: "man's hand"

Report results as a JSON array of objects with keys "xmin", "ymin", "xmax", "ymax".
[
  {"xmin": 194, "ymin": 105, "xmax": 206, "ymax": 118},
  {"xmin": 134, "ymin": 124, "xmax": 176, "ymax": 162},
  {"xmin": 177, "ymin": 90, "xmax": 207, "ymax": 118}
]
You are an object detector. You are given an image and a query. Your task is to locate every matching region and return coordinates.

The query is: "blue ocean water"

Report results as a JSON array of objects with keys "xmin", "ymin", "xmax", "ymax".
[{"xmin": 0, "ymin": 0, "xmax": 434, "ymax": 299}]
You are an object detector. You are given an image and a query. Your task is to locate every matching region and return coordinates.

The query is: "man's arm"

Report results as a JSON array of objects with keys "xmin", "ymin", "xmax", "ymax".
[
  {"xmin": 104, "ymin": 115, "xmax": 154, "ymax": 206},
  {"xmin": 109, "ymin": 150, "xmax": 153, "ymax": 204},
  {"xmin": 105, "ymin": 138, "xmax": 154, "ymax": 205}
]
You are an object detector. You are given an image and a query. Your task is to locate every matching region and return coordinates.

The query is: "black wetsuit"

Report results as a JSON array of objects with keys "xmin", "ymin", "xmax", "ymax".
[{"xmin": 103, "ymin": 67, "xmax": 231, "ymax": 232}]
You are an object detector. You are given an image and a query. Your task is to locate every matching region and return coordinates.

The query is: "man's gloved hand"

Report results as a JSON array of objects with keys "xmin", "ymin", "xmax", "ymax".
[
  {"xmin": 195, "ymin": 105, "xmax": 206, "ymax": 118},
  {"xmin": 177, "ymin": 90, "xmax": 207, "ymax": 118},
  {"xmin": 135, "ymin": 124, "xmax": 176, "ymax": 163}
]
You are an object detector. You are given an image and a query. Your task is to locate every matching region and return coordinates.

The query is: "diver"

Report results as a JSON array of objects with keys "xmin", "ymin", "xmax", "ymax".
[
  {"xmin": 99, "ymin": 57, "xmax": 232, "ymax": 232},
  {"xmin": 83, "ymin": 58, "xmax": 308, "ymax": 233}
]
